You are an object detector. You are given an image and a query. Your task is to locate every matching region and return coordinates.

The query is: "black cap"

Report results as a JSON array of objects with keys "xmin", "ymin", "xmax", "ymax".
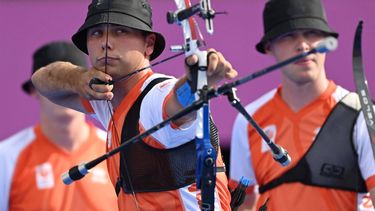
[
  {"xmin": 72, "ymin": 0, "xmax": 165, "ymax": 61},
  {"xmin": 22, "ymin": 41, "xmax": 87, "ymax": 94},
  {"xmin": 256, "ymin": 0, "xmax": 339, "ymax": 54}
]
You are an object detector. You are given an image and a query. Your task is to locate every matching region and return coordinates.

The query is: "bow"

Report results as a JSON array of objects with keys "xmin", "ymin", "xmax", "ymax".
[
  {"xmin": 352, "ymin": 21, "xmax": 375, "ymax": 157},
  {"xmin": 167, "ymin": 1, "xmax": 217, "ymax": 210}
]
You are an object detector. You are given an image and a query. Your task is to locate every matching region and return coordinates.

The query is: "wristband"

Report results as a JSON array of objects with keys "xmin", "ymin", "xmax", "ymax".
[{"xmin": 176, "ymin": 81, "xmax": 195, "ymax": 108}]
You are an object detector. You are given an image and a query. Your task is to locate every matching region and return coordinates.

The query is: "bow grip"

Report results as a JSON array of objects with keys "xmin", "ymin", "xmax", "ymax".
[{"xmin": 185, "ymin": 50, "xmax": 210, "ymax": 92}]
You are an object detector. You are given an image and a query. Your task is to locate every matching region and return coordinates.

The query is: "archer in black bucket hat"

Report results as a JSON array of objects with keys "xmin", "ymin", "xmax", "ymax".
[
  {"xmin": 256, "ymin": 0, "xmax": 339, "ymax": 54},
  {"xmin": 22, "ymin": 41, "xmax": 87, "ymax": 94},
  {"xmin": 72, "ymin": 0, "xmax": 165, "ymax": 61}
]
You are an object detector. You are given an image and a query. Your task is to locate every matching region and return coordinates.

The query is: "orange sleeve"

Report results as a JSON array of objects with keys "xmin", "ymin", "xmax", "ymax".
[
  {"xmin": 366, "ymin": 175, "xmax": 375, "ymax": 191},
  {"xmin": 162, "ymin": 90, "xmax": 180, "ymax": 129}
]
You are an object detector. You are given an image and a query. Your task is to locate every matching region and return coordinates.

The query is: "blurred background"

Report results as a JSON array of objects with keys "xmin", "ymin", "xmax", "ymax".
[{"xmin": 1, "ymin": 0, "xmax": 374, "ymax": 168}]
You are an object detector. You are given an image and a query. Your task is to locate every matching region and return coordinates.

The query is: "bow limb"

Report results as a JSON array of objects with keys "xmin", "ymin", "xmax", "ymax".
[{"xmin": 352, "ymin": 21, "xmax": 375, "ymax": 158}]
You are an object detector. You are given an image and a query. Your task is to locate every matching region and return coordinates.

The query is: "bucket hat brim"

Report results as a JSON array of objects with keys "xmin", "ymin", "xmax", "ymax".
[
  {"xmin": 72, "ymin": 12, "xmax": 165, "ymax": 61},
  {"xmin": 22, "ymin": 80, "xmax": 34, "ymax": 94},
  {"xmin": 256, "ymin": 17, "xmax": 339, "ymax": 54}
]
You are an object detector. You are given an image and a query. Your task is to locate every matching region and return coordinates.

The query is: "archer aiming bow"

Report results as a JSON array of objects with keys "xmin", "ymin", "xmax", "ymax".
[{"xmin": 61, "ymin": 1, "xmax": 338, "ymax": 210}]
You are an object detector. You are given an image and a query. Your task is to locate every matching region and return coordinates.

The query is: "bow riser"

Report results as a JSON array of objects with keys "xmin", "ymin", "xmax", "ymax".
[{"xmin": 169, "ymin": 0, "xmax": 217, "ymax": 210}]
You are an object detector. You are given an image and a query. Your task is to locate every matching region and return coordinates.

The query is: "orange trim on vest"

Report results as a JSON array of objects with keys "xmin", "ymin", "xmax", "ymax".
[
  {"xmin": 138, "ymin": 123, "xmax": 166, "ymax": 149},
  {"xmin": 162, "ymin": 90, "xmax": 181, "ymax": 129},
  {"xmin": 80, "ymin": 97, "xmax": 94, "ymax": 114},
  {"xmin": 366, "ymin": 175, "xmax": 375, "ymax": 191}
]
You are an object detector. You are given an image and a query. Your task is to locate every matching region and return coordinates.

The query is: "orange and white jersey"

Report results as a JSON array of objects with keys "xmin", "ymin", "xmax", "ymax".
[
  {"xmin": 0, "ymin": 123, "xmax": 118, "ymax": 211},
  {"xmin": 82, "ymin": 70, "xmax": 231, "ymax": 211},
  {"xmin": 229, "ymin": 81, "xmax": 375, "ymax": 211}
]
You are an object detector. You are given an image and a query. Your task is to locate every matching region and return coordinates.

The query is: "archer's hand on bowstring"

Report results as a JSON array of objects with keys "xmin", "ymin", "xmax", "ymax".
[
  {"xmin": 31, "ymin": 61, "xmax": 113, "ymax": 113},
  {"xmin": 81, "ymin": 67, "xmax": 114, "ymax": 101}
]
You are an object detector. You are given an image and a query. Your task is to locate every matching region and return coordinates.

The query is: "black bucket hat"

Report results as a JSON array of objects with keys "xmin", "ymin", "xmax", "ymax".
[
  {"xmin": 72, "ymin": 0, "xmax": 165, "ymax": 61},
  {"xmin": 22, "ymin": 41, "xmax": 87, "ymax": 94},
  {"xmin": 256, "ymin": 0, "xmax": 339, "ymax": 54}
]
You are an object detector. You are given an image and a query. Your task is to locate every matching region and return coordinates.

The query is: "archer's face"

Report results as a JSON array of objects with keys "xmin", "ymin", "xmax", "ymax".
[
  {"xmin": 266, "ymin": 29, "xmax": 328, "ymax": 86},
  {"xmin": 86, "ymin": 24, "xmax": 156, "ymax": 80}
]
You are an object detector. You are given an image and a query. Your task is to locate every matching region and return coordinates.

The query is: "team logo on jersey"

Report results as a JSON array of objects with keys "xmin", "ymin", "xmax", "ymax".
[
  {"xmin": 35, "ymin": 162, "xmax": 54, "ymax": 189},
  {"xmin": 91, "ymin": 167, "xmax": 109, "ymax": 184},
  {"xmin": 261, "ymin": 125, "xmax": 277, "ymax": 153},
  {"xmin": 358, "ymin": 192, "xmax": 374, "ymax": 211}
]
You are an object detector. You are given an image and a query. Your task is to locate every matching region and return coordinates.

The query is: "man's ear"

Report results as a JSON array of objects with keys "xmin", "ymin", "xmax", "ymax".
[
  {"xmin": 145, "ymin": 33, "xmax": 156, "ymax": 57},
  {"xmin": 264, "ymin": 42, "xmax": 273, "ymax": 55}
]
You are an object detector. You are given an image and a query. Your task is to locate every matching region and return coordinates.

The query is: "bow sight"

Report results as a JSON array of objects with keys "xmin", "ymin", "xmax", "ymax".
[{"xmin": 167, "ymin": 0, "xmax": 215, "ymax": 34}]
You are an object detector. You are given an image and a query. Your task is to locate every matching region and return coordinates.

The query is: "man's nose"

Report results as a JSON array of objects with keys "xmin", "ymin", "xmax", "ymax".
[
  {"xmin": 295, "ymin": 34, "xmax": 311, "ymax": 52},
  {"xmin": 101, "ymin": 37, "xmax": 113, "ymax": 51}
]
